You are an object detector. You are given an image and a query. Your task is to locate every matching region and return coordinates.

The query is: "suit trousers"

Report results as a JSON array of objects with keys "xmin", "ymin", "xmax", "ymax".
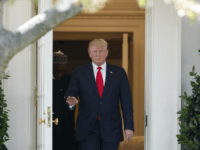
[{"xmin": 80, "ymin": 119, "xmax": 120, "ymax": 150}]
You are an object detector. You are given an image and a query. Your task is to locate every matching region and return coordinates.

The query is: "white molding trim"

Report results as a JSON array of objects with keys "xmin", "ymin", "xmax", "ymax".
[
  {"xmin": 176, "ymin": 13, "xmax": 182, "ymax": 150},
  {"xmin": 37, "ymin": 1, "xmax": 46, "ymax": 150},
  {"xmin": 37, "ymin": 35, "xmax": 46, "ymax": 150},
  {"xmin": 37, "ymin": 1, "xmax": 53, "ymax": 150},
  {"xmin": 145, "ymin": 4, "xmax": 153, "ymax": 150}
]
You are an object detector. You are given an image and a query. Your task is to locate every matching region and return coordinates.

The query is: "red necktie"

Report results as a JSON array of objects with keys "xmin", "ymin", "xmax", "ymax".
[{"xmin": 96, "ymin": 66, "xmax": 104, "ymax": 120}]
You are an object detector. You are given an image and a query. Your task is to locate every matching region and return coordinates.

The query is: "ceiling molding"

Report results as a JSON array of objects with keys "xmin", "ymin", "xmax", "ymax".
[
  {"xmin": 78, "ymin": 10, "xmax": 145, "ymax": 15},
  {"xmin": 53, "ymin": 32, "xmax": 133, "ymax": 41},
  {"xmin": 73, "ymin": 15, "xmax": 144, "ymax": 19},
  {"xmin": 74, "ymin": 11, "xmax": 144, "ymax": 19},
  {"xmin": 102, "ymin": 0, "xmax": 142, "ymax": 11}
]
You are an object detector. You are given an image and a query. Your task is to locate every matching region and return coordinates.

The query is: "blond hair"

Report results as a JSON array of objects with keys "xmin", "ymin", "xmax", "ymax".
[{"xmin": 88, "ymin": 39, "xmax": 109, "ymax": 52}]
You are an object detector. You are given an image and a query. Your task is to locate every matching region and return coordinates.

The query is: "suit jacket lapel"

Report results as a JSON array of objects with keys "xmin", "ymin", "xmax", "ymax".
[
  {"xmin": 85, "ymin": 62, "xmax": 114, "ymax": 100},
  {"xmin": 85, "ymin": 62, "xmax": 100, "ymax": 99},
  {"xmin": 101, "ymin": 63, "xmax": 114, "ymax": 99}
]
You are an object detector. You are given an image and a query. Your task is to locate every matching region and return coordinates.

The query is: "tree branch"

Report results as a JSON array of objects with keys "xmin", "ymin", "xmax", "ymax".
[{"xmin": 0, "ymin": 0, "xmax": 83, "ymax": 78}]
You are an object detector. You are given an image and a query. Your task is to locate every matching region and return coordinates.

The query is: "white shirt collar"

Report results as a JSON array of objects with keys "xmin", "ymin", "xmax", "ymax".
[{"xmin": 92, "ymin": 61, "xmax": 106, "ymax": 71}]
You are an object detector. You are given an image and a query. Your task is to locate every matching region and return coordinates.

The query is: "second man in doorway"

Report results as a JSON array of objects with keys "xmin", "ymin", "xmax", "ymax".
[{"xmin": 53, "ymin": 50, "xmax": 77, "ymax": 150}]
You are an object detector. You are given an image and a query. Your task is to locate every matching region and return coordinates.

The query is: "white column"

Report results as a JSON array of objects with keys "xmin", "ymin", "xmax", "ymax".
[
  {"xmin": 145, "ymin": 0, "xmax": 181, "ymax": 150},
  {"xmin": 3, "ymin": 1, "xmax": 36, "ymax": 150}
]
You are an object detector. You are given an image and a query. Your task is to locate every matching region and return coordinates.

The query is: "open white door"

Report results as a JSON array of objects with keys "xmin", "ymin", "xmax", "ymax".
[{"xmin": 36, "ymin": 0, "xmax": 53, "ymax": 150}]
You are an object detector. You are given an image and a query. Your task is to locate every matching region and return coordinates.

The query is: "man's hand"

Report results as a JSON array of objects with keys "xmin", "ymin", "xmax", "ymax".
[
  {"xmin": 124, "ymin": 129, "xmax": 134, "ymax": 142},
  {"xmin": 66, "ymin": 96, "xmax": 78, "ymax": 105}
]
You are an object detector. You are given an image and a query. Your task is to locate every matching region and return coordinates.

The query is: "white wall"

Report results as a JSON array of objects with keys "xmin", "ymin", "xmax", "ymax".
[
  {"xmin": 3, "ymin": 1, "xmax": 36, "ymax": 150},
  {"xmin": 180, "ymin": 8, "xmax": 200, "ymax": 150},
  {"xmin": 181, "ymin": 16, "xmax": 200, "ymax": 106}
]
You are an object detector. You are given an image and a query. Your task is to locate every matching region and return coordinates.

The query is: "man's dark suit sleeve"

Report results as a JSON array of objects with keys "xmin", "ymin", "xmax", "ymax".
[
  {"xmin": 119, "ymin": 68, "xmax": 134, "ymax": 131},
  {"xmin": 65, "ymin": 68, "xmax": 79, "ymax": 111}
]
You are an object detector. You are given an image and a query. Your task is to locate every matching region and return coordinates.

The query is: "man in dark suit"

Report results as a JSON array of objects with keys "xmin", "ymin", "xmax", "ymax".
[
  {"xmin": 53, "ymin": 50, "xmax": 77, "ymax": 150},
  {"xmin": 65, "ymin": 39, "xmax": 134, "ymax": 150}
]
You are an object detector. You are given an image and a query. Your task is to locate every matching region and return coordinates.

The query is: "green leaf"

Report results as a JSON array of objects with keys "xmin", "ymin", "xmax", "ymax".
[
  {"xmin": 177, "ymin": 111, "xmax": 182, "ymax": 114},
  {"xmin": 196, "ymin": 77, "xmax": 200, "ymax": 84},
  {"xmin": 191, "ymin": 81, "xmax": 198, "ymax": 87},
  {"xmin": 179, "ymin": 95, "xmax": 186, "ymax": 99},
  {"xmin": 194, "ymin": 136, "xmax": 199, "ymax": 144},
  {"xmin": 176, "ymin": 134, "xmax": 182, "ymax": 139},
  {"xmin": 192, "ymin": 65, "xmax": 195, "ymax": 72},
  {"xmin": 0, "ymin": 129, "xmax": 4, "ymax": 134},
  {"xmin": 0, "ymin": 94, "xmax": 5, "ymax": 97},
  {"xmin": 190, "ymin": 72, "xmax": 195, "ymax": 76},
  {"xmin": 2, "ymin": 103, "xmax": 7, "ymax": 107},
  {"xmin": 193, "ymin": 118, "xmax": 197, "ymax": 126},
  {"xmin": 184, "ymin": 92, "xmax": 187, "ymax": 97},
  {"xmin": 189, "ymin": 119, "xmax": 195, "ymax": 127}
]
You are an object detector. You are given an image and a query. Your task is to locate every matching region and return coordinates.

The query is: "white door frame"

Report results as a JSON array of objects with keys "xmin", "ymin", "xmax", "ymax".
[
  {"xmin": 37, "ymin": 0, "xmax": 53, "ymax": 150},
  {"xmin": 54, "ymin": 20, "xmax": 145, "ymax": 137},
  {"xmin": 52, "ymin": 0, "xmax": 182, "ymax": 150}
]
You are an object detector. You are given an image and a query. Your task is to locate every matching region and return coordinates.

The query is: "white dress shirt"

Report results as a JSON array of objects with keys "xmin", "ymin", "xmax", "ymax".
[
  {"xmin": 92, "ymin": 61, "xmax": 106, "ymax": 86},
  {"xmin": 69, "ymin": 61, "xmax": 107, "ymax": 109}
]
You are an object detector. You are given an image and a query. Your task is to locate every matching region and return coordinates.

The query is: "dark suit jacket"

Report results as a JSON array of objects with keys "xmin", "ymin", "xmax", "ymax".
[
  {"xmin": 65, "ymin": 62, "xmax": 134, "ymax": 143},
  {"xmin": 53, "ymin": 74, "xmax": 76, "ymax": 150}
]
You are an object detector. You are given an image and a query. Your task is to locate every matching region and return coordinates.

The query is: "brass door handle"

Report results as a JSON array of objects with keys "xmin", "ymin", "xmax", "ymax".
[
  {"xmin": 39, "ymin": 118, "xmax": 45, "ymax": 125},
  {"xmin": 53, "ymin": 118, "xmax": 59, "ymax": 125}
]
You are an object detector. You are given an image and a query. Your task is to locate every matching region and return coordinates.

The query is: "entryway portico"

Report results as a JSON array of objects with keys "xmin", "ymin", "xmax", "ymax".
[{"xmin": 2, "ymin": 0, "xmax": 181, "ymax": 150}]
